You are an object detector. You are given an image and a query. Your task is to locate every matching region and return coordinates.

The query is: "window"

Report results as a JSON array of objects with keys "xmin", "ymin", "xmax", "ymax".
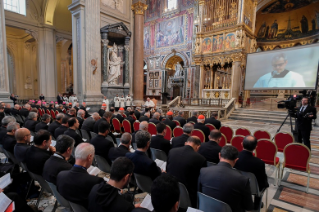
[
  {"xmin": 4, "ymin": 0, "xmax": 26, "ymax": 16},
  {"xmin": 167, "ymin": 0, "xmax": 177, "ymax": 10}
]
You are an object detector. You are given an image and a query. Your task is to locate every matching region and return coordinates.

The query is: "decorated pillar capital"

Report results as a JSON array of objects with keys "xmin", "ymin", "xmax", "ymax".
[
  {"xmin": 131, "ymin": 1, "xmax": 148, "ymax": 15},
  {"xmin": 101, "ymin": 39, "xmax": 109, "ymax": 46}
]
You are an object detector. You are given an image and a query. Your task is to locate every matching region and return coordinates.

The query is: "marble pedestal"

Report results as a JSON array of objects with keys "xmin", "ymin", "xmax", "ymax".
[{"xmin": 101, "ymin": 85, "xmax": 129, "ymax": 107}]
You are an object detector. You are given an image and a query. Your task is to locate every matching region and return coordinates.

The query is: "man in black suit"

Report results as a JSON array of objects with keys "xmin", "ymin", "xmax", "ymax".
[
  {"xmin": 296, "ymin": 97, "xmax": 317, "ymax": 150},
  {"xmin": 308, "ymin": 90, "xmax": 316, "ymax": 106},
  {"xmin": 14, "ymin": 128, "xmax": 31, "ymax": 162},
  {"xmin": 234, "ymin": 135, "xmax": 269, "ymax": 209},
  {"xmin": 76, "ymin": 109, "xmax": 85, "ymax": 129},
  {"xmin": 125, "ymin": 111, "xmax": 136, "ymax": 132},
  {"xmin": 186, "ymin": 111, "xmax": 198, "ymax": 123},
  {"xmin": 0, "ymin": 116, "xmax": 16, "ymax": 144},
  {"xmin": 150, "ymin": 122, "xmax": 171, "ymax": 156},
  {"xmin": 162, "ymin": 111, "xmax": 176, "ymax": 130},
  {"xmin": 108, "ymin": 133, "xmax": 131, "ymax": 161},
  {"xmin": 10, "ymin": 104, "xmax": 20, "ymax": 116},
  {"xmin": 90, "ymin": 122, "xmax": 113, "ymax": 165},
  {"xmin": 173, "ymin": 111, "xmax": 186, "ymax": 127},
  {"xmin": 64, "ymin": 118, "xmax": 82, "ymax": 147},
  {"xmin": 167, "ymin": 136, "xmax": 206, "ymax": 206},
  {"xmin": 94, "ymin": 112, "xmax": 112, "ymax": 134},
  {"xmin": 73, "ymin": 103, "xmax": 80, "ymax": 113},
  {"xmin": 204, "ymin": 112, "xmax": 221, "ymax": 129},
  {"xmin": 149, "ymin": 112, "xmax": 160, "ymax": 125},
  {"xmin": 125, "ymin": 107, "xmax": 131, "ymax": 117},
  {"xmin": 2, "ymin": 122, "xmax": 19, "ymax": 153},
  {"xmin": 43, "ymin": 135, "xmax": 74, "ymax": 185},
  {"xmin": 24, "ymin": 112, "xmax": 38, "ymax": 132},
  {"xmin": 57, "ymin": 93, "xmax": 63, "ymax": 104},
  {"xmin": 126, "ymin": 131, "xmax": 162, "ymax": 180},
  {"xmin": 98, "ymin": 103, "xmax": 107, "ymax": 117},
  {"xmin": 198, "ymin": 129, "xmax": 222, "ymax": 163},
  {"xmin": 65, "ymin": 108, "xmax": 76, "ymax": 118},
  {"xmin": 54, "ymin": 117, "xmax": 69, "ymax": 139},
  {"xmin": 131, "ymin": 121, "xmax": 148, "ymax": 144},
  {"xmin": 194, "ymin": 115, "xmax": 210, "ymax": 142},
  {"xmin": 139, "ymin": 112, "xmax": 150, "ymax": 122},
  {"xmin": 171, "ymin": 123, "xmax": 193, "ymax": 148},
  {"xmin": 0, "ymin": 106, "xmax": 4, "ymax": 125},
  {"xmin": 80, "ymin": 102, "xmax": 90, "ymax": 118},
  {"xmin": 25, "ymin": 130, "xmax": 55, "ymax": 175},
  {"xmin": 35, "ymin": 114, "xmax": 51, "ymax": 132},
  {"xmin": 19, "ymin": 104, "xmax": 31, "ymax": 118},
  {"xmin": 134, "ymin": 107, "xmax": 141, "ymax": 120},
  {"xmin": 81, "ymin": 112, "xmax": 100, "ymax": 133},
  {"xmin": 39, "ymin": 94, "xmax": 45, "ymax": 101},
  {"xmin": 198, "ymin": 146, "xmax": 253, "ymax": 212},
  {"xmin": 88, "ymin": 157, "xmax": 136, "ymax": 212},
  {"xmin": 48, "ymin": 113, "xmax": 64, "ymax": 136},
  {"xmin": 116, "ymin": 107, "xmax": 125, "ymax": 124},
  {"xmin": 57, "ymin": 143, "xmax": 104, "ymax": 209}
]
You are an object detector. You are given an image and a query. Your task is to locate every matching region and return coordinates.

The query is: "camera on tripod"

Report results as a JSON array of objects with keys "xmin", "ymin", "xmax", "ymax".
[{"xmin": 277, "ymin": 94, "xmax": 302, "ymax": 117}]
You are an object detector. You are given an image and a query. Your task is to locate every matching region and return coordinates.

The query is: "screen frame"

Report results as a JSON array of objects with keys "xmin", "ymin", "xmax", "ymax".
[{"xmin": 244, "ymin": 43, "xmax": 319, "ymax": 91}]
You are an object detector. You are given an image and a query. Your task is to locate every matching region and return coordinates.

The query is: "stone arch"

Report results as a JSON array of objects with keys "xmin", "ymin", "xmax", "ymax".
[
  {"xmin": 161, "ymin": 50, "xmax": 189, "ymax": 69},
  {"xmin": 44, "ymin": 0, "xmax": 60, "ymax": 25}
]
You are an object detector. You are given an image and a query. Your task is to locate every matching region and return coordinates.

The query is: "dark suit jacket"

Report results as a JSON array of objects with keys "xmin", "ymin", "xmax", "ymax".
[
  {"xmin": 194, "ymin": 123, "xmax": 210, "ymax": 142},
  {"xmin": 80, "ymin": 106, "xmax": 90, "ymax": 118},
  {"xmin": 204, "ymin": 117, "xmax": 221, "ymax": 129},
  {"xmin": 234, "ymin": 150, "xmax": 269, "ymax": 191},
  {"xmin": 198, "ymin": 140, "xmax": 221, "ymax": 164},
  {"xmin": 10, "ymin": 108, "xmax": 20, "ymax": 116},
  {"xmin": 173, "ymin": 116, "xmax": 186, "ymax": 127},
  {"xmin": 98, "ymin": 109, "xmax": 105, "ymax": 117},
  {"xmin": 125, "ymin": 116, "xmax": 135, "ymax": 132},
  {"xmin": 35, "ymin": 122, "xmax": 49, "ymax": 132},
  {"xmin": 74, "ymin": 106, "xmax": 79, "ymax": 112},
  {"xmin": 167, "ymin": 145, "xmax": 206, "ymax": 206},
  {"xmin": 134, "ymin": 110, "xmax": 141, "ymax": 120},
  {"xmin": 81, "ymin": 117, "xmax": 96, "ymax": 132},
  {"xmin": 90, "ymin": 135, "xmax": 114, "ymax": 164},
  {"xmin": 94, "ymin": 118, "xmax": 108, "ymax": 134},
  {"xmin": 139, "ymin": 116, "xmax": 149, "ymax": 122},
  {"xmin": 116, "ymin": 114, "xmax": 124, "ymax": 124},
  {"xmin": 149, "ymin": 118, "xmax": 160, "ymax": 125},
  {"xmin": 14, "ymin": 143, "xmax": 30, "ymax": 163},
  {"xmin": 126, "ymin": 150, "xmax": 161, "ymax": 180},
  {"xmin": 25, "ymin": 145, "xmax": 52, "ymax": 175},
  {"xmin": 19, "ymin": 108, "xmax": 29, "ymax": 118},
  {"xmin": 76, "ymin": 117, "xmax": 84, "ymax": 129},
  {"xmin": 296, "ymin": 105, "xmax": 317, "ymax": 131},
  {"xmin": 48, "ymin": 121, "xmax": 61, "ymax": 137},
  {"xmin": 0, "ymin": 126, "xmax": 6, "ymax": 144},
  {"xmin": 198, "ymin": 162, "xmax": 254, "ymax": 212},
  {"xmin": 43, "ymin": 154, "xmax": 72, "ymax": 185},
  {"xmin": 57, "ymin": 166, "xmax": 104, "ymax": 209},
  {"xmin": 108, "ymin": 145, "xmax": 130, "ymax": 161},
  {"xmin": 64, "ymin": 128, "xmax": 83, "ymax": 147},
  {"xmin": 171, "ymin": 134, "xmax": 189, "ymax": 149},
  {"xmin": 187, "ymin": 116, "xmax": 197, "ymax": 123},
  {"xmin": 57, "ymin": 95, "xmax": 63, "ymax": 104},
  {"xmin": 131, "ymin": 130, "xmax": 140, "ymax": 144},
  {"xmin": 150, "ymin": 135, "xmax": 171, "ymax": 156},
  {"xmin": 3, "ymin": 134, "xmax": 16, "ymax": 154},
  {"xmin": 54, "ymin": 125, "xmax": 68, "ymax": 139},
  {"xmin": 162, "ymin": 119, "xmax": 176, "ymax": 130},
  {"xmin": 24, "ymin": 119, "xmax": 38, "ymax": 132}
]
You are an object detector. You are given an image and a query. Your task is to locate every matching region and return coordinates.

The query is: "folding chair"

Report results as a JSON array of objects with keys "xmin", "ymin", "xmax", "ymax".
[
  {"xmin": 134, "ymin": 173, "xmax": 153, "ymax": 194},
  {"xmin": 123, "ymin": 119, "xmax": 132, "ymax": 133},
  {"xmin": 94, "ymin": 155, "xmax": 111, "ymax": 173},
  {"xmin": 173, "ymin": 126, "xmax": 183, "ymax": 137},
  {"xmin": 46, "ymin": 181, "xmax": 71, "ymax": 210},
  {"xmin": 235, "ymin": 127, "xmax": 251, "ymax": 137},
  {"xmin": 173, "ymin": 120, "xmax": 180, "ymax": 126},
  {"xmin": 205, "ymin": 123, "xmax": 216, "ymax": 131},
  {"xmin": 220, "ymin": 126, "xmax": 234, "ymax": 143},
  {"xmin": 112, "ymin": 118, "xmax": 122, "ymax": 133},
  {"xmin": 274, "ymin": 132, "xmax": 294, "ymax": 152},
  {"xmin": 191, "ymin": 129, "xmax": 205, "ymax": 143},
  {"xmin": 219, "ymin": 134, "xmax": 227, "ymax": 147},
  {"xmin": 69, "ymin": 202, "xmax": 89, "ymax": 212},
  {"xmin": 80, "ymin": 129, "xmax": 91, "ymax": 143},
  {"xmin": 148, "ymin": 122, "xmax": 157, "ymax": 136},
  {"xmin": 179, "ymin": 182, "xmax": 192, "ymax": 209},
  {"xmin": 164, "ymin": 125, "xmax": 172, "ymax": 141},
  {"xmin": 230, "ymin": 135, "xmax": 245, "ymax": 152},
  {"xmin": 133, "ymin": 121, "xmax": 140, "ymax": 132},
  {"xmin": 254, "ymin": 130, "xmax": 271, "ymax": 140},
  {"xmin": 197, "ymin": 192, "xmax": 232, "ymax": 212},
  {"xmin": 90, "ymin": 131, "xmax": 98, "ymax": 140},
  {"xmin": 150, "ymin": 148, "xmax": 167, "ymax": 162}
]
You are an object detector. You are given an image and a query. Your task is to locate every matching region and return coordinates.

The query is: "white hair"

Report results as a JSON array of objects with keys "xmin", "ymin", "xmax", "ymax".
[
  {"xmin": 74, "ymin": 143, "xmax": 95, "ymax": 160},
  {"xmin": 139, "ymin": 121, "xmax": 148, "ymax": 131}
]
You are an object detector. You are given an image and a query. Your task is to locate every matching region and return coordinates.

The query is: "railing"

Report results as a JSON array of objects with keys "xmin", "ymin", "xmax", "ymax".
[
  {"xmin": 168, "ymin": 96, "xmax": 181, "ymax": 108},
  {"xmin": 182, "ymin": 98, "xmax": 230, "ymax": 107},
  {"xmin": 222, "ymin": 98, "xmax": 236, "ymax": 119}
]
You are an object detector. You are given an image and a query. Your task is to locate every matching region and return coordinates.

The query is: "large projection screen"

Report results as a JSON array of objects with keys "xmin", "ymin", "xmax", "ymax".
[{"xmin": 245, "ymin": 43, "xmax": 319, "ymax": 90}]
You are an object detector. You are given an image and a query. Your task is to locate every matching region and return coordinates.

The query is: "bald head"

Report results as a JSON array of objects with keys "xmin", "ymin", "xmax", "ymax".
[
  {"xmin": 15, "ymin": 128, "xmax": 31, "ymax": 144},
  {"xmin": 14, "ymin": 104, "xmax": 20, "ymax": 110},
  {"xmin": 77, "ymin": 109, "xmax": 85, "ymax": 118},
  {"xmin": 139, "ymin": 121, "xmax": 149, "ymax": 131},
  {"xmin": 153, "ymin": 112, "xmax": 160, "ymax": 120},
  {"xmin": 243, "ymin": 135, "xmax": 257, "ymax": 151}
]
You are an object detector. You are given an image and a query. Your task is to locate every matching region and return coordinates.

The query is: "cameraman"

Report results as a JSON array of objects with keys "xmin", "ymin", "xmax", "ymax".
[{"xmin": 296, "ymin": 97, "xmax": 317, "ymax": 150}]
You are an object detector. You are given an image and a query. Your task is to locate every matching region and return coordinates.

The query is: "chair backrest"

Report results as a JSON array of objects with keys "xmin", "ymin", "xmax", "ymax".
[
  {"xmin": 179, "ymin": 182, "xmax": 192, "ymax": 209},
  {"xmin": 207, "ymin": 161, "xmax": 217, "ymax": 167},
  {"xmin": 173, "ymin": 126, "xmax": 183, "ymax": 137},
  {"xmin": 255, "ymin": 139, "xmax": 278, "ymax": 166},
  {"xmin": 219, "ymin": 133, "xmax": 227, "ymax": 147},
  {"xmin": 50, "ymin": 110, "xmax": 56, "ymax": 119},
  {"xmin": 69, "ymin": 201, "xmax": 89, "ymax": 212},
  {"xmin": 80, "ymin": 129, "xmax": 90, "ymax": 142},
  {"xmin": 4, "ymin": 150, "xmax": 20, "ymax": 165},
  {"xmin": 173, "ymin": 120, "xmax": 180, "ymax": 126},
  {"xmin": 90, "ymin": 131, "xmax": 98, "ymax": 139},
  {"xmin": 148, "ymin": 122, "xmax": 157, "ymax": 136},
  {"xmin": 220, "ymin": 126, "xmax": 234, "ymax": 143},
  {"xmin": 134, "ymin": 173, "xmax": 153, "ymax": 194},
  {"xmin": 41, "ymin": 109, "xmax": 45, "ymax": 115},
  {"xmin": 274, "ymin": 132, "xmax": 294, "ymax": 152},
  {"xmin": 46, "ymin": 181, "xmax": 71, "ymax": 208},
  {"xmin": 132, "ymin": 115, "xmax": 137, "ymax": 121},
  {"xmin": 29, "ymin": 171, "xmax": 52, "ymax": 194},
  {"xmin": 38, "ymin": 108, "xmax": 43, "ymax": 116},
  {"xmin": 150, "ymin": 148, "xmax": 168, "ymax": 162},
  {"xmin": 94, "ymin": 155, "xmax": 111, "ymax": 173},
  {"xmin": 112, "ymin": 118, "xmax": 121, "ymax": 133},
  {"xmin": 164, "ymin": 125, "xmax": 172, "ymax": 140},
  {"xmin": 254, "ymin": 130, "xmax": 271, "ymax": 140},
  {"xmin": 46, "ymin": 109, "xmax": 50, "ymax": 114},
  {"xmin": 133, "ymin": 121, "xmax": 140, "ymax": 132},
  {"xmin": 122, "ymin": 119, "xmax": 132, "ymax": 133},
  {"xmin": 122, "ymin": 114, "xmax": 127, "ymax": 118},
  {"xmin": 191, "ymin": 129, "xmax": 205, "ymax": 143},
  {"xmin": 283, "ymin": 143, "xmax": 310, "ymax": 172},
  {"xmin": 197, "ymin": 192, "xmax": 232, "ymax": 212},
  {"xmin": 240, "ymin": 171, "xmax": 260, "ymax": 196},
  {"xmin": 230, "ymin": 135, "xmax": 245, "ymax": 152},
  {"xmin": 235, "ymin": 128, "xmax": 251, "ymax": 137},
  {"xmin": 205, "ymin": 123, "xmax": 216, "ymax": 131}
]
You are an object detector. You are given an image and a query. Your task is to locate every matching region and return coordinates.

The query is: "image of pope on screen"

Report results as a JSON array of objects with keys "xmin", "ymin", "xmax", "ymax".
[{"xmin": 253, "ymin": 53, "xmax": 305, "ymax": 88}]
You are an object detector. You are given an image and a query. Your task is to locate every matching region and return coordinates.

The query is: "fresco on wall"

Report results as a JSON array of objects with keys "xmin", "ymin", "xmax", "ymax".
[
  {"xmin": 144, "ymin": 26, "xmax": 151, "ymax": 50},
  {"xmin": 146, "ymin": 0, "xmax": 161, "ymax": 20},
  {"xmin": 212, "ymin": 35, "xmax": 224, "ymax": 52},
  {"xmin": 202, "ymin": 38, "xmax": 212, "ymax": 53},
  {"xmin": 182, "ymin": 0, "xmax": 195, "ymax": 7},
  {"xmin": 262, "ymin": 0, "xmax": 317, "ymax": 14},
  {"xmin": 225, "ymin": 33, "xmax": 236, "ymax": 50}
]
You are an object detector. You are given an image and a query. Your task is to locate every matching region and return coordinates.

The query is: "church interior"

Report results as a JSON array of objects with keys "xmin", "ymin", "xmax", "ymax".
[{"xmin": 1, "ymin": 0, "xmax": 319, "ymax": 211}]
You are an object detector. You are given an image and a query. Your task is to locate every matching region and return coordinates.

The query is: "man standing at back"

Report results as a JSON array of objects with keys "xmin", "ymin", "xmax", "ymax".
[
  {"xmin": 198, "ymin": 146, "xmax": 253, "ymax": 212},
  {"xmin": 204, "ymin": 112, "xmax": 221, "ymax": 129},
  {"xmin": 198, "ymin": 129, "xmax": 222, "ymax": 164}
]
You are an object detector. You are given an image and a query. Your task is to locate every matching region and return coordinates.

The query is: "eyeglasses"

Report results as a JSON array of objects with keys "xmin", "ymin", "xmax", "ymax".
[{"xmin": 273, "ymin": 63, "xmax": 285, "ymax": 67}]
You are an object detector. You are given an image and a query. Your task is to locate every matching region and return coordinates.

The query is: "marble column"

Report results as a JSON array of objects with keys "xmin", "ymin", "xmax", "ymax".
[
  {"xmin": 131, "ymin": 1, "xmax": 147, "ymax": 105},
  {"xmin": 198, "ymin": 0, "xmax": 205, "ymax": 32},
  {"xmin": 69, "ymin": 0, "xmax": 102, "ymax": 106},
  {"xmin": 231, "ymin": 61, "xmax": 242, "ymax": 99},
  {"xmin": 199, "ymin": 65, "xmax": 205, "ymax": 98},
  {"xmin": 101, "ymin": 33, "xmax": 109, "ymax": 86},
  {"xmin": 124, "ymin": 36, "xmax": 130, "ymax": 87},
  {"xmin": 0, "ymin": 1, "xmax": 11, "ymax": 104}
]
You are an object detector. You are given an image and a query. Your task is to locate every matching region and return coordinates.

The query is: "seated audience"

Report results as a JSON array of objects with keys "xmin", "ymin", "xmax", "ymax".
[
  {"xmin": 0, "ymin": 190, "xmax": 34, "ymax": 212},
  {"xmin": 90, "ymin": 122, "xmax": 113, "ymax": 165},
  {"xmin": 0, "ymin": 106, "xmax": 4, "ymax": 124},
  {"xmin": 198, "ymin": 146, "xmax": 253, "ymax": 212},
  {"xmin": 64, "ymin": 117, "xmax": 82, "ymax": 147},
  {"xmin": 76, "ymin": 109, "xmax": 85, "ymax": 129},
  {"xmin": 94, "ymin": 111, "xmax": 112, "ymax": 134},
  {"xmin": 162, "ymin": 111, "xmax": 176, "ymax": 130},
  {"xmin": 124, "ymin": 111, "xmax": 135, "ymax": 132},
  {"xmin": 108, "ymin": 133, "xmax": 131, "ymax": 161},
  {"xmin": 35, "ymin": 114, "xmax": 51, "ymax": 132},
  {"xmin": 125, "ymin": 107, "xmax": 132, "ymax": 117},
  {"xmin": 0, "ymin": 116, "xmax": 16, "ymax": 143},
  {"xmin": 167, "ymin": 136, "xmax": 206, "ymax": 207},
  {"xmin": 116, "ymin": 107, "xmax": 125, "ymax": 123},
  {"xmin": 134, "ymin": 107, "xmax": 141, "ymax": 120},
  {"xmin": 57, "ymin": 143, "xmax": 104, "ymax": 209},
  {"xmin": 198, "ymin": 129, "xmax": 222, "ymax": 164},
  {"xmin": 80, "ymin": 102, "xmax": 90, "ymax": 118},
  {"xmin": 204, "ymin": 112, "xmax": 221, "ymax": 129},
  {"xmin": 19, "ymin": 104, "xmax": 31, "ymax": 118},
  {"xmin": 149, "ymin": 112, "xmax": 160, "ymax": 125},
  {"xmin": 14, "ymin": 128, "xmax": 31, "ymax": 162},
  {"xmin": 54, "ymin": 116, "xmax": 69, "ymax": 138},
  {"xmin": 131, "ymin": 121, "xmax": 148, "ymax": 144},
  {"xmin": 171, "ymin": 123, "xmax": 193, "ymax": 149},
  {"xmin": 48, "ymin": 113, "xmax": 64, "ymax": 136},
  {"xmin": 88, "ymin": 157, "xmax": 136, "ymax": 212},
  {"xmin": 150, "ymin": 122, "xmax": 171, "ymax": 156},
  {"xmin": 25, "ymin": 130, "xmax": 55, "ymax": 175},
  {"xmin": 187, "ymin": 111, "xmax": 198, "ymax": 123},
  {"xmin": 194, "ymin": 115, "xmax": 210, "ymax": 142},
  {"xmin": 66, "ymin": 108, "xmax": 76, "ymax": 118},
  {"xmin": 11, "ymin": 104, "xmax": 20, "ymax": 116},
  {"xmin": 126, "ymin": 131, "xmax": 162, "ymax": 180},
  {"xmin": 81, "ymin": 112, "xmax": 100, "ymax": 133},
  {"xmin": 173, "ymin": 111, "xmax": 186, "ymax": 127},
  {"xmin": 139, "ymin": 112, "xmax": 150, "ymax": 122},
  {"xmin": 43, "ymin": 135, "xmax": 74, "ymax": 185},
  {"xmin": 2, "ymin": 122, "xmax": 20, "ymax": 153},
  {"xmin": 24, "ymin": 112, "xmax": 38, "ymax": 132}
]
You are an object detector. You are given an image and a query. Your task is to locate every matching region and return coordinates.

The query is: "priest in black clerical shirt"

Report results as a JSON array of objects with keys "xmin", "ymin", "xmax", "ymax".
[
  {"xmin": 64, "ymin": 118, "xmax": 83, "ymax": 147},
  {"xmin": 35, "ymin": 114, "xmax": 51, "ymax": 132},
  {"xmin": 108, "ymin": 133, "xmax": 131, "ymax": 161},
  {"xmin": 14, "ymin": 128, "xmax": 31, "ymax": 163}
]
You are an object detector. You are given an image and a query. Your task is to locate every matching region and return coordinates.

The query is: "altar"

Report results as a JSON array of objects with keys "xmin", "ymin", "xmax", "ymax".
[{"xmin": 202, "ymin": 89, "xmax": 231, "ymax": 99}]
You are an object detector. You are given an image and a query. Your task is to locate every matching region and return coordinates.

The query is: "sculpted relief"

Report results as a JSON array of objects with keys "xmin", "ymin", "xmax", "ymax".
[{"xmin": 101, "ymin": 0, "xmax": 124, "ymax": 13}]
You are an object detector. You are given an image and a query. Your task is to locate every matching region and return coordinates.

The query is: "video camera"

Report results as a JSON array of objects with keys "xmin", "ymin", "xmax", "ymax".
[{"xmin": 277, "ymin": 94, "xmax": 302, "ymax": 117}]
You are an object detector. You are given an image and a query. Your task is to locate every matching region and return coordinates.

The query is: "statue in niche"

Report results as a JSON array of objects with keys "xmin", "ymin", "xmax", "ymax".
[
  {"xmin": 108, "ymin": 43, "xmax": 122, "ymax": 85},
  {"xmin": 195, "ymin": 38, "xmax": 200, "ymax": 53},
  {"xmin": 174, "ymin": 62, "xmax": 183, "ymax": 77},
  {"xmin": 25, "ymin": 76, "xmax": 33, "ymax": 90},
  {"xmin": 235, "ymin": 30, "xmax": 242, "ymax": 47}
]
